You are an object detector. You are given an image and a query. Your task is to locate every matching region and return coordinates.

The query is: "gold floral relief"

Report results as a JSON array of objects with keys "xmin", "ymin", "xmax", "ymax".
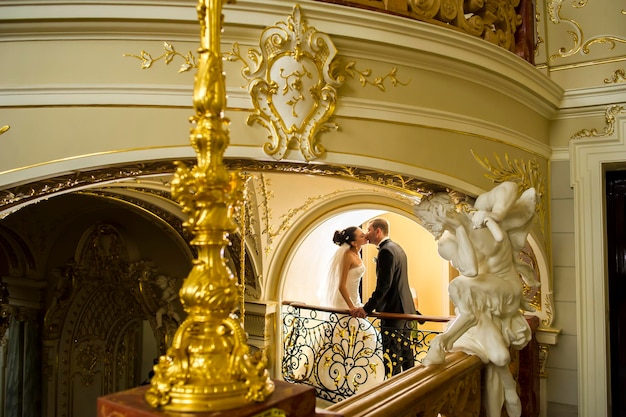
[{"xmin": 124, "ymin": 42, "xmax": 197, "ymax": 73}]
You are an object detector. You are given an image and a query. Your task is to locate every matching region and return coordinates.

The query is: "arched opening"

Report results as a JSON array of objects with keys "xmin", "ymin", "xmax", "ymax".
[{"xmin": 0, "ymin": 162, "xmax": 553, "ymax": 414}]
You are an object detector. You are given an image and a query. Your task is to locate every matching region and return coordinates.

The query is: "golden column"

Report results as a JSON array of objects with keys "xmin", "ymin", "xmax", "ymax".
[{"xmin": 144, "ymin": 0, "xmax": 274, "ymax": 411}]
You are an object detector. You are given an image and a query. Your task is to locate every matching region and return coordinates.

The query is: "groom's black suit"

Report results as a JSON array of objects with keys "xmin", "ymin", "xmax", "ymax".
[{"xmin": 363, "ymin": 238, "xmax": 416, "ymax": 376}]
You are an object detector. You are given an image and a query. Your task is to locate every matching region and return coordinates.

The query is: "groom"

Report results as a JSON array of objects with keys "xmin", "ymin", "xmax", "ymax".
[{"xmin": 350, "ymin": 217, "xmax": 416, "ymax": 377}]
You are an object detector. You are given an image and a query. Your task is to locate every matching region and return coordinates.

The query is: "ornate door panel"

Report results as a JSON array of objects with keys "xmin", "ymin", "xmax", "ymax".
[{"xmin": 44, "ymin": 224, "xmax": 145, "ymax": 417}]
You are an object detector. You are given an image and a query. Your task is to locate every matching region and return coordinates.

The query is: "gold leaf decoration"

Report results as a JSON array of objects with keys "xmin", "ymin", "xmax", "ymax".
[
  {"xmin": 547, "ymin": 0, "xmax": 583, "ymax": 61},
  {"xmin": 583, "ymin": 36, "xmax": 626, "ymax": 54},
  {"xmin": 571, "ymin": 104, "xmax": 624, "ymax": 139},
  {"xmin": 471, "ymin": 150, "xmax": 546, "ymax": 234},
  {"xmin": 330, "ymin": 59, "xmax": 410, "ymax": 92},
  {"xmin": 604, "ymin": 68, "xmax": 626, "ymax": 84},
  {"xmin": 123, "ymin": 41, "xmax": 197, "ymax": 73},
  {"xmin": 225, "ymin": 5, "xmax": 409, "ymax": 161},
  {"xmin": 0, "ymin": 125, "xmax": 9, "ymax": 136},
  {"xmin": 548, "ymin": 0, "xmax": 626, "ymax": 61}
]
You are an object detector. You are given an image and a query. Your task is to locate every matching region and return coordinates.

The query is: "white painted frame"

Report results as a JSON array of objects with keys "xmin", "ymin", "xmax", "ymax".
[{"xmin": 570, "ymin": 115, "xmax": 626, "ymax": 417}]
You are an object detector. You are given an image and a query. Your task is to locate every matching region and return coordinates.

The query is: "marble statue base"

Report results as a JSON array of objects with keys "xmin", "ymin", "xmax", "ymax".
[{"xmin": 98, "ymin": 380, "xmax": 340, "ymax": 417}]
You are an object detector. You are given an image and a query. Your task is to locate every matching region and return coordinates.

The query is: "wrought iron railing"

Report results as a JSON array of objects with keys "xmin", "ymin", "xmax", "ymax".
[{"xmin": 281, "ymin": 301, "xmax": 452, "ymax": 403}]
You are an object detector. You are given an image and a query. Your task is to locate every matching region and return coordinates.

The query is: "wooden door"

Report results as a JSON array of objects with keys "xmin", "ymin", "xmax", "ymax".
[{"xmin": 606, "ymin": 170, "xmax": 626, "ymax": 417}]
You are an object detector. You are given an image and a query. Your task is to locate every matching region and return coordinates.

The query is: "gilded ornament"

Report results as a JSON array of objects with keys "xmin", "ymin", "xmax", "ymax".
[
  {"xmin": 583, "ymin": 36, "xmax": 626, "ymax": 54},
  {"xmin": 570, "ymin": 104, "xmax": 624, "ymax": 139},
  {"xmin": 124, "ymin": 41, "xmax": 197, "ymax": 73},
  {"xmin": 471, "ymin": 150, "xmax": 546, "ymax": 234},
  {"xmin": 0, "ymin": 125, "xmax": 9, "ymax": 135},
  {"xmin": 0, "ymin": 160, "xmax": 446, "ymax": 220},
  {"xmin": 330, "ymin": 59, "xmax": 410, "ymax": 92},
  {"xmin": 226, "ymin": 5, "xmax": 341, "ymax": 161},
  {"xmin": 226, "ymin": 5, "xmax": 408, "ymax": 161},
  {"xmin": 144, "ymin": 0, "xmax": 274, "ymax": 411},
  {"xmin": 407, "ymin": 0, "xmax": 522, "ymax": 51},
  {"xmin": 604, "ymin": 68, "xmax": 626, "ymax": 84},
  {"xmin": 542, "ymin": 292, "xmax": 554, "ymax": 327},
  {"xmin": 548, "ymin": 0, "xmax": 626, "ymax": 61},
  {"xmin": 547, "ymin": 0, "xmax": 583, "ymax": 61}
]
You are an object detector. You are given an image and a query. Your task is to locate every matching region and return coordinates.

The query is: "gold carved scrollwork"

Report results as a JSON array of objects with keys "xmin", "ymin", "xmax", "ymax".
[
  {"xmin": 548, "ymin": 0, "xmax": 626, "ymax": 61},
  {"xmin": 226, "ymin": 5, "xmax": 408, "ymax": 161},
  {"xmin": 547, "ymin": 0, "xmax": 583, "ymax": 61},
  {"xmin": 330, "ymin": 60, "xmax": 410, "ymax": 92},
  {"xmin": 605, "ymin": 68, "xmax": 626, "ymax": 84},
  {"xmin": 227, "ymin": 5, "xmax": 341, "ymax": 161},
  {"xmin": 542, "ymin": 292, "xmax": 554, "ymax": 326},
  {"xmin": 571, "ymin": 104, "xmax": 625, "ymax": 140},
  {"xmin": 408, "ymin": 0, "xmax": 522, "ymax": 52}
]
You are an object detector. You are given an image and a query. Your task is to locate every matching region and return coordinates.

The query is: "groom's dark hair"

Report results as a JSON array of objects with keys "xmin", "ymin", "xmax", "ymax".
[{"xmin": 369, "ymin": 218, "xmax": 389, "ymax": 236}]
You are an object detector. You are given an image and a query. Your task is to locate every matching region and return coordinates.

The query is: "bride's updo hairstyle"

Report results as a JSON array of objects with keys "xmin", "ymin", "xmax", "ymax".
[{"xmin": 333, "ymin": 226, "xmax": 358, "ymax": 246}]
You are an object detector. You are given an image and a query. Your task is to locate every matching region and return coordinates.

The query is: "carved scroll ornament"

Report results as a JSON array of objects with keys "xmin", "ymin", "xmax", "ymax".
[{"xmin": 228, "ymin": 5, "xmax": 342, "ymax": 161}]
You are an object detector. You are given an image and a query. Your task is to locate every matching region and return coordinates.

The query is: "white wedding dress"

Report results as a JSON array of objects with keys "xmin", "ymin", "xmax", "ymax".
[{"xmin": 324, "ymin": 263, "xmax": 366, "ymax": 309}]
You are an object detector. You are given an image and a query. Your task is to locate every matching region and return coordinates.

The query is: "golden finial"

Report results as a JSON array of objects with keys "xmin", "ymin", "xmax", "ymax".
[{"xmin": 144, "ymin": 0, "xmax": 274, "ymax": 411}]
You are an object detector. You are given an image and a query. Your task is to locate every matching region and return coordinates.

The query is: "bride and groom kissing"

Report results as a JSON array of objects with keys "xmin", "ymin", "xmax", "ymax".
[{"xmin": 319, "ymin": 218, "xmax": 418, "ymax": 386}]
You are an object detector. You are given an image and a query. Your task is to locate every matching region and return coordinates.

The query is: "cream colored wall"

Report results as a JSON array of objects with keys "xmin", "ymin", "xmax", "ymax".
[
  {"xmin": 546, "ymin": 160, "xmax": 578, "ymax": 416},
  {"xmin": 534, "ymin": 1, "xmax": 626, "ymax": 415}
]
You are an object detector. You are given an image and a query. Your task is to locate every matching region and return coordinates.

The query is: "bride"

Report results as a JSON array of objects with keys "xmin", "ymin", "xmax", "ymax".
[{"xmin": 315, "ymin": 226, "xmax": 385, "ymax": 398}]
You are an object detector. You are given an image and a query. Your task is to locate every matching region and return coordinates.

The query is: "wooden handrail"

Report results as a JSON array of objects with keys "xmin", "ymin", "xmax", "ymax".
[
  {"xmin": 327, "ymin": 351, "xmax": 484, "ymax": 417},
  {"xmin": 282, "ymin": 300, "xmax": 453, "ymax": 323}
]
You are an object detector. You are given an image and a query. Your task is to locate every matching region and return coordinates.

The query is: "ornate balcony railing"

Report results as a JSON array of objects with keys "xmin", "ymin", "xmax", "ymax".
[
  {"xmin": 281, "ymin": 302, "xmax": 452, "ymax": 403},
  {"xmin": 314, "ymin": 0, "xmax": 536, "ymax": 64}
]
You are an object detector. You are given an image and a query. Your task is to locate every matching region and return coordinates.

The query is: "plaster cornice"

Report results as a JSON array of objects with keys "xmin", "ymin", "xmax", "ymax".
[
  {"xmin": 0, "ymin": 0, "xmax": 563, "ymax": 119},
  {"xmin": 0, "ymin": 85, "xmax": 552, "ymax": 159}
]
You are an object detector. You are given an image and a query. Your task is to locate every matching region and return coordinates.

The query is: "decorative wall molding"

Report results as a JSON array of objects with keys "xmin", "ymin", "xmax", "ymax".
[
  {"xmin": 559, "ymin": 83, "xmax": 626, "ymax": 110},
  {"xmin": 569, "ymin": 107, "xmax": 626, "ymax": 417},
  {"xmin": 0, "ymin": 85, "xmax": 553, "ymax": 159},
  {"xmin": 571, "ymin": 104, "xmax": 624, "ymax": 140}
]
